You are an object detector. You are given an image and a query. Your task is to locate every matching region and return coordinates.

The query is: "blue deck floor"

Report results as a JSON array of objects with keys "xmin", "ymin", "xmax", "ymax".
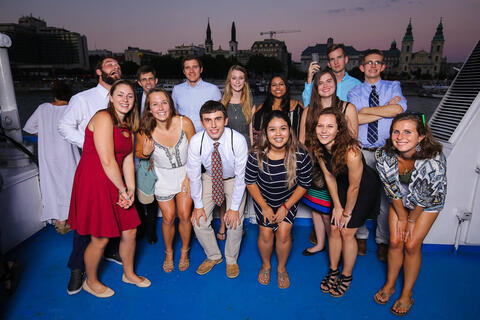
[{"xmin": 1, "ymin": 220, "xmax": 480, "ymax": 319}]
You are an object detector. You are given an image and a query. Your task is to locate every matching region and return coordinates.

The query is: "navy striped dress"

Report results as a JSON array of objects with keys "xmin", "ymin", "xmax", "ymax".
[{"xmin": 245, "ymin": 149, "xmax": 312, "ymax": 230}]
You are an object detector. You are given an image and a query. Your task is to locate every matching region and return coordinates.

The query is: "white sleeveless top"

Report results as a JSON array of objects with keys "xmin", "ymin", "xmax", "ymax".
[{"xmin": 152, "ymin": 116, "xmax": 189, "ymax": 201}]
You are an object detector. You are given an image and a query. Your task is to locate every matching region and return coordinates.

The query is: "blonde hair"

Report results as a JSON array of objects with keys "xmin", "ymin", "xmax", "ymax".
[{"xmin": 221, "ymin": 65, "xmax": 252, "ymax": 125}]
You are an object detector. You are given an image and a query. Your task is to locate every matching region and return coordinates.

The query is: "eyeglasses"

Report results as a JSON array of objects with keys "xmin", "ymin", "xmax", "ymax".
[
  {"xmin": 364, "ymin": 60, "xmax": 384, "ymax": 66},
  {"xmin": 140, "ymin": 77, "xmax": 155, "ymax": 83}
]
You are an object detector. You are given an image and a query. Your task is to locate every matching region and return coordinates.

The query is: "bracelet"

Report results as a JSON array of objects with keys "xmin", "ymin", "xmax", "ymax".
[
  {"xmin": 342, "ymin": 212, "xmax": 352, "ymax": 218},
  {"xmin": 407, "ymin": 218, "xmax": 416, "ymax": 223},
  {"xmin": 281, "ymin": 203, "xmax": 288, "ymax": 211}
]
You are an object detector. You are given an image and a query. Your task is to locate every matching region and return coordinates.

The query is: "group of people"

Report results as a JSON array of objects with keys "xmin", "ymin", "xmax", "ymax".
[{"xmin": 25, "ymin": 44, "xmax": 447, "ymax": 316}]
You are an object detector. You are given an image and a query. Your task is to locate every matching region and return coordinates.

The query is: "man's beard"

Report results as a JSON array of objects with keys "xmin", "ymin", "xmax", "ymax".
[{"xmin": 101, "ymin": 71, "xmax": 119, "ymax": 85}]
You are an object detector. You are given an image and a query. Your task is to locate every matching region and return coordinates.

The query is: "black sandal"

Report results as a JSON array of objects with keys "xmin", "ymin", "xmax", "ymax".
[
  {"xmin": 320, "ymin": 268, "xmax": 339, "ymax": 293},
  {"xmin": 329, "ymin": 274, "xmax": 352, "ymax": 298}
]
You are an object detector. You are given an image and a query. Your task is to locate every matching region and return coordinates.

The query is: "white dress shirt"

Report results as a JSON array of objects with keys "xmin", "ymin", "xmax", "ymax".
[
  {"xmin": 187, "ymin": 127, "xmax": 248, "ymax": 211},
  {"xmin": 58, "ymin": 83, "xmax": 110, "ymax": 148},
  {"xmin": 172, "ymin": 79, "xmax": 222, "ymax": 132}
]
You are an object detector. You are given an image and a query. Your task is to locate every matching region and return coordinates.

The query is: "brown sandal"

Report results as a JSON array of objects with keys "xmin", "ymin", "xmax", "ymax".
[
  {"xmin": 163, "ymin": 251, "xmax": 174, "ymax": 273},
  {"xmin": 374, "ymin": 288, "xmax": 395, "ymax": 305},
  {"xmin": 391, "ymin": 298, "xmax": 414, "ymax": 316},
  {"xmin": 277, "ymin": 271, "xmax": 290, "ymax": 289},
  {"xmin": 258, "ymin": 267, "xmax": 271, "ymax": 285},
  {"xmin": 178, "ymin": 248, "xmax": 190, "ymax": 272}
]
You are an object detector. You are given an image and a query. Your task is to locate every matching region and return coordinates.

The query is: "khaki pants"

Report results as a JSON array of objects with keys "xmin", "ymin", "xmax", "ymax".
[{"xmin": 193, "ymin": 173, "xmax": 246, "ymax": 264}]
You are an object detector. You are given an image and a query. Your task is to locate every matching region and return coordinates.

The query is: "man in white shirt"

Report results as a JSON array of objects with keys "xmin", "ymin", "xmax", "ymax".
[
  {"xmin": 172, "ymin": 56, "xmax": 221, "ymax": 132},
  {"xmin": 134, "ymin": 65, "xmax": 159, "ymax": 244},
  {"xmin": 187, "ymin": 101, "xmax": 248, "ymax": 278},
  {"xmin": 59, "ymin": 57, "xmax": 122, "ymax": 295}
]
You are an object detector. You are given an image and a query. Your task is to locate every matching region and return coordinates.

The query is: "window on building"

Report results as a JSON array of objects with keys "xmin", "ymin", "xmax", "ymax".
[
  {"xmin": 407, "ymin": 46, "xmax": 410, "ymax": 52},
  {"xmin": 437, "ymin": 45, "xmax": 440, "ymax": 52},
  {"xmin": 406, "ymin": 56, "xmax": 408, "ymax": 62},
  {"xmin": 435, "ymin": 56, "xmax": 439, "ymax": 62}
]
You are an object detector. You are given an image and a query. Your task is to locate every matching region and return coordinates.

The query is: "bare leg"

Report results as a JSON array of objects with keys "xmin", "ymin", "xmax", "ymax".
[
  {"xmin": 176, "ymin": 192, "xmax": 193, "ymax": 259},
  {"xmin": 339, "ymin": 227, "xmax": 358, "ymax": 276},
  {"xmin": 84, "ymin": 236, "xmax": 109, "ymax": 292},
  {"xmin": 258, "ymin": 226, "xmax": 274, "ymax": 270},
  {"xmin": 217, "ymin": 201, "xmax": 226, "ymax": 240},
  {"xmin": 158, "ymin": 200, "xmax": 176, "ymax": 266},
  {"xmin": 394, "ymin": 212, "xmax": 438, "ymax": 311},
  {"xmin": 305, "ymin": 211, "xmax": 326, "ymax": 252},
  {"xmin": 119, "ymin": 228, "xmax": 143, "ymax": 282},
  {"xmin": 328, "ymin": 225, "xmax": 342, "ymax": 270},
  {"xmin": 275, "ymin": 222, "xmax": 293, "ymax": 272},
  {"xmin": 322, "ymin": 214, "xmax": 331, "ymax": 238}
]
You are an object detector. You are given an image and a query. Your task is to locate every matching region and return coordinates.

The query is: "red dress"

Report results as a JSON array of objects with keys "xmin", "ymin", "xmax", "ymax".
[{"xmin": 68, "ymin": 126, "xmax": 140, "ymax": 237}]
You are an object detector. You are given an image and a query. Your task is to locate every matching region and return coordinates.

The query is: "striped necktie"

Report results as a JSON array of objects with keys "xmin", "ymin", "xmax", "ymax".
[
  {"xmin": 367, "ymin": 85, "xmax": 379, "ymax": 144},
  {"xmin": 211, "ymin": 142, "xmax": 224, "ymax": 206}
]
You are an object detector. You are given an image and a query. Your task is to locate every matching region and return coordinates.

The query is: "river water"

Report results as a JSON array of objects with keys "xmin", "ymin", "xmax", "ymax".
[{"xmin": 14, "ymin": 91, "xmax": 441, "ymax": 128}]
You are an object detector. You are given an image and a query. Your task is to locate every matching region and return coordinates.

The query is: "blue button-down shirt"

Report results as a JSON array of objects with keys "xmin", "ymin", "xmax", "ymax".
[
  {"xmin": 347, "ymin": 79, "xmax": 407, "ymax": 148},
  {"xmin": 302, "ymin": 72, "xmax": 361, "ymax": 106},
  {"xmin": 172, "ymin": 79, "xmax": 222, "ymax": 132}
]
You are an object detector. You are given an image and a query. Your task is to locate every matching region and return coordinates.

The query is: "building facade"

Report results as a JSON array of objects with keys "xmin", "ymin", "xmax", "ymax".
[{"xmin": 124, "ymin": 46, "xmax": 161, "ymax": 65}]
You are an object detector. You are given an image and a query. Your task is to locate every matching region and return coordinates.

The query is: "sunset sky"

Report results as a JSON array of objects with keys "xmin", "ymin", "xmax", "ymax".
[{"xmin": 1, "ymin": 0, "xmax": 479, "ymax": 63}]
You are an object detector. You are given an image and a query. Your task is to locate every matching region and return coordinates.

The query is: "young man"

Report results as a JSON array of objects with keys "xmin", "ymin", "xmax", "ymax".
[
  {"xmin": 172, "ymin": 56, "xmax": 221, "ymax": 132},
  {"xmin": 58, "ymin": 57, "xmax": 123, "ymax": 295},
  {"xmin": 302, "ymin": 43, "xmax": 361, "ymax": 106},
  {"xmin": 134, "ymin": 65, "xmax": 160, "ymax": 244},
  {"xmin": 186, "ymin": 101, "xmax": 248, "ymax": 278},
  {"xmin": 347, "ymin": 49, "xmax": 407, "ymax": 260}
]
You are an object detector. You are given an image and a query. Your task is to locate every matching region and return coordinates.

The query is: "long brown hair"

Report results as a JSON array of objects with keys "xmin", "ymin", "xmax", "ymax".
[
  {"xmin": 384, "ymin": 113, "xmax": 442, "ymax": 159},
  {"xmin": 254, "ymin": 110, "xmax": 305, "ymax": 189},
  {"xmin": 305, "ymin": 69, "xmax": 342, "ymax": 147},
  {"xmin": 107, "ymin": 80, "xmax": 139, "ymax": 132},
  {"xmin": 310, "ymin": 108, "xmax": 359, "ymax": 176},
  {"xmin": 221, "ymin": 65, "xmax": 253, "ymax": 125},
  {"xmin": 138, "ymin": 88, "xmax": 177, "ymax": 138}
]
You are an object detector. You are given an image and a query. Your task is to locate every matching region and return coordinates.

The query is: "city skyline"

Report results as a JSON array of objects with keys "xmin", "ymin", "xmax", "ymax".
[{"xmin": 1, "ymin": 0, "xmax": 479, "ymax": 63}]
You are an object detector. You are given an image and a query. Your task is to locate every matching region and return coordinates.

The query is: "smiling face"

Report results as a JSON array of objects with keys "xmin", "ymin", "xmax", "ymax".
[
  {"xmin": 316, "ymin": 72, "xmax": 336, "ymax": 98},
  {"xmin": 327, "ymin": 48, "xmax": 348, "ymax": 74},
  {"xmin": 183, "ymin": 59, "xmax": 202, "ymax": 85},
  {"xmin": 201, "ymin": 111, "xmax": 228, "ymax": 141},
  {"xmin": 109, "ymin": 83, "xmax": 134, "ymax": 118},
  {"xmin": 270, "ymin": 76, "xmax": 287, "ymax": 98},
  {"xmin": 149, "ymin": 91, "xmax": 171, "ymax": 122},
  {"xmin": 316, "ymin": 114, "xmax": 338, "ymax": 150},
  {"xmin": 266, "ymin": 116, "xmax": 290, "ymax": 150},
  {"xmin": 138, "ymin": 72, "xmax": 158, "ymax": 94},
  {"xmin": 229, "ymin": 70, "xmax": 246, "ymax": 93},
  {"xmin": 391, "ymin": 120, "xmax": 425, "ymax": 158},
  {"xmin": 98, "ymin": 58, "xmax": 121, "ymax": 85},
  {"xmin": 360, "ymin": 53, "xmax": 386, "ymax": 81}
]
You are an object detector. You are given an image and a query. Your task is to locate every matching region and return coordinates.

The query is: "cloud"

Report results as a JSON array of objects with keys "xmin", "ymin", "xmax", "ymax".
[
  {"xmin": 354, "ymin": 7, "xmax": 365, "ymax": 11},
  {"xmin": 327, "ymin": 8, "xmax": 346, "ymax": 14}
]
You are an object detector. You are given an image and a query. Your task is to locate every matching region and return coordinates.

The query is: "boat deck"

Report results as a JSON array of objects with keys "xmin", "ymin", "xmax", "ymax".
[{"xmin": 1, "ymin": 220, "xmax": 479, "ymax": 319}]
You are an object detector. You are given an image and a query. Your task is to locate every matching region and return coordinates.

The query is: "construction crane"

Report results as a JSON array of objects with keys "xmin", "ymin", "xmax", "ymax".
[{"xmin": 259, "ymin": 30, "xmax": 300, "ymax": 39}]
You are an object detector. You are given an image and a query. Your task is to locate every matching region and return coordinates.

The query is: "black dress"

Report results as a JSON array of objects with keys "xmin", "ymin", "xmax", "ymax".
[{"xmin": 323, "ymin": 149, "xmax": 380, "ymax": 228}]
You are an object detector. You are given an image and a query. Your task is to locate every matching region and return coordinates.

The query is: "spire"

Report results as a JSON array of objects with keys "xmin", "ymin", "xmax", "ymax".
[
  {"xmin": 390, "ymin": 39, "xmax": 397, "ymax": 50},
  {"xmin": 231, "ymin": 21, "xmax": 236, "ymax": 42},
  {"xmin": 206, "ymin": 18, "xmax": 212, "ymax": 45},
  {"xmin": 402, "ymin": 18, "xmax": 413, "ymax": 42},
  {"xmin": 432, "ymin": 17, "xmax": 444, "ymax": 42}
]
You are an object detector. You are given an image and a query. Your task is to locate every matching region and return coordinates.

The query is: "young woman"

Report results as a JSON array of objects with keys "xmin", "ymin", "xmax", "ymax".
[
  {"xmin": 298, "ymin": 69, "xmax": 358, "ymax": 255},
  {"xmin": 216, "ymin": 65, "xmax": 254, "ymax": 241},
  {"xmin": 68, "ymin": 80, "xmax": 150, "ymax": 298},
  {"xmin": 252, "ymin": 75, "xmax": 304, "ymax": 145},
  {"xmin": 136, "ymin": 88, "xmax": 195, "ymax": 273},
  {"xmin": 310, "ymin": 108, "xmax": 379, "ymax": 298},
  {"xmin": 373, "ymin": 113, "xmax": 446, "ymax": 316},
  {"xmin": 245, "ymin": 111, "xmax": 312, "ymax": 289},
  {"xmin": 23, "ymin": 81, "xmax": 79, "ymax": 234}
]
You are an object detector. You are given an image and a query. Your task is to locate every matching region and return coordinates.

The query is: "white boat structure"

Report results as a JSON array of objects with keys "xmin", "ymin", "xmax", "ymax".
[{"xmin": 1, "ymin": 32, "xmax": 480, "ymax": 254}]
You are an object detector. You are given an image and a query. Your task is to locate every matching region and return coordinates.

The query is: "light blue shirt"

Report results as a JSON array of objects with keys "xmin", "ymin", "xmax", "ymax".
[
  {"xmin": 172, "ymin": 79, "xmax": 222, "ymax": 132},
  {"xmin": 347, "ymin": 79, "xmax": 407, "ymax": 148},
  {"xmin": 302, "ymin": 72, "xmax": 361, "ymax": 106}
]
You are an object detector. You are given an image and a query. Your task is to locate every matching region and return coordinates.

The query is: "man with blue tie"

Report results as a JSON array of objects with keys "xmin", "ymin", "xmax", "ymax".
[{"xmin": 347, "ymin": 49, "xmax": 407, "ymax": 261}]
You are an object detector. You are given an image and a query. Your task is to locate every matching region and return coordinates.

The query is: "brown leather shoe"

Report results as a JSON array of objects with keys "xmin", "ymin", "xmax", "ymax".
[
  {"xmin": 226, "ymin": 263, "xmax": 240, "ymax": 279},
  {"xmin": 196, "ymin": 258, "xmax": 223, "ymax": 275},
  {"xmin": 357, "ymin": 239, "xmax": 367, "ymax": 256},
  {"xmin": 377, "ymin": 243, "xmax": 388, "ymax": 262}
]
